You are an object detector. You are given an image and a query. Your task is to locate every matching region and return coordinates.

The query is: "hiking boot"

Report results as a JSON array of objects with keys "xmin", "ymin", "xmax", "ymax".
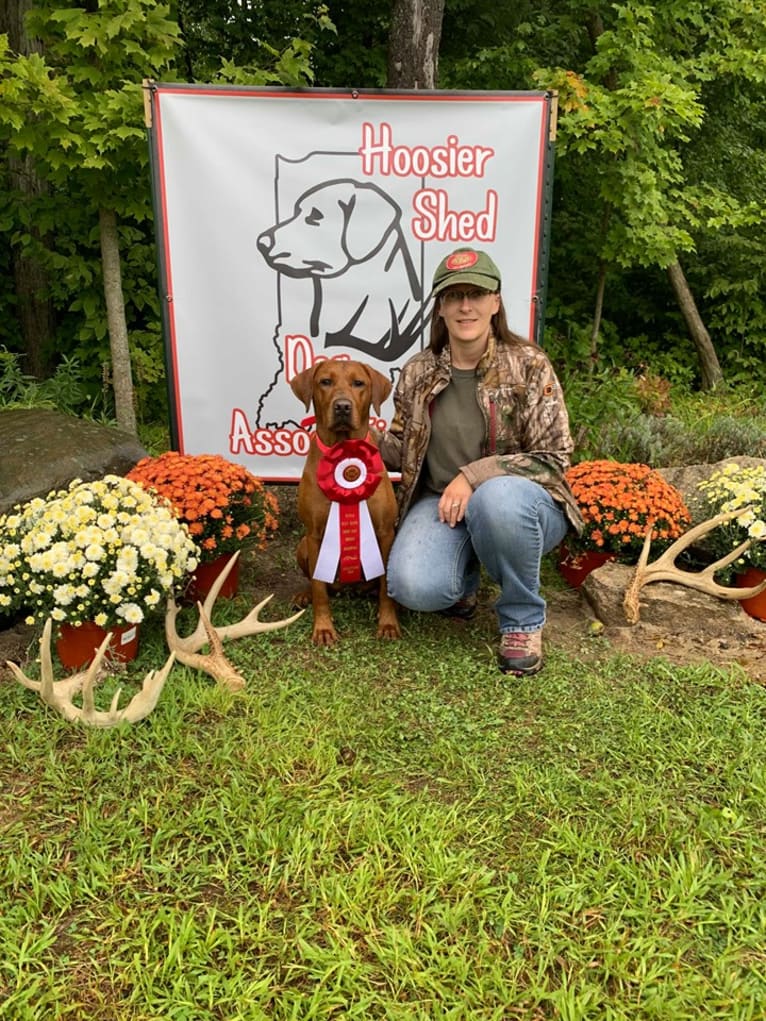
[
  {"xmin": 498, "ymin": 629, "xmax": 543, "ymax": 676},
  {"xmin": 439, "ymin": 593, "xmax": 478, "ymax": 620}
]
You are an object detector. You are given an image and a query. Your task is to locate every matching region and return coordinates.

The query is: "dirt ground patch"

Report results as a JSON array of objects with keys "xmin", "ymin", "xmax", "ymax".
[
  {"xmin": 242, "ymin": 487, "xmax": 766, "ymax": 683},
  {"xmin": 2, "ymin": 484, "xmax": 765, "ymax": 683},
  {"xmin": 543, "ymin": 583, "xmax": 766, "ymax": 682},
  {"xmin": 229, "ymin": 540, "xmax": 766, "ymax": 681}
]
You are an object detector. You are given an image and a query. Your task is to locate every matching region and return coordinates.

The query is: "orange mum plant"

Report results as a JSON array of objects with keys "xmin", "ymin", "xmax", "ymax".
[
  {"xmin": 564, "ymin": 460, "xmax": 691, "ymax": 560},
  {"xmin": 127, "ymin": 452, "xmax": 279, "ymax": 562}
]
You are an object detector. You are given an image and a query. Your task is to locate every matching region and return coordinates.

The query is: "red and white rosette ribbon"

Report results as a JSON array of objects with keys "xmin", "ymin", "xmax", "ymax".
[{"xmin": 314, "ymin": 437, "xmax": 386, "ymax": 584}]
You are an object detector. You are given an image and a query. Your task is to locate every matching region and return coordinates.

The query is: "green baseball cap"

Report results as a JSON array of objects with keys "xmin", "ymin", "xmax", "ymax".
[{"xmin": 431, "ymin": 247, "xmax": 502, "ymax": 297}]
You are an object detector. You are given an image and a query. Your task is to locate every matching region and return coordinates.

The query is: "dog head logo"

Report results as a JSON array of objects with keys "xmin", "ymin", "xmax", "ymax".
[{"xmin": 257, "ymin": 178, "xmax": 426, "ymax": 362}]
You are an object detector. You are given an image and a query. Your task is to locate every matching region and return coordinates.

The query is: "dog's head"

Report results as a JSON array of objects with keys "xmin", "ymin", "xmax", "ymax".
[
  {"xmin": 290, "ymin": 360, "xmax": 392, "ymax": 437},
  {"xmin": 257, "ymin": 179, "xmax": 400, "ymax": 279}
]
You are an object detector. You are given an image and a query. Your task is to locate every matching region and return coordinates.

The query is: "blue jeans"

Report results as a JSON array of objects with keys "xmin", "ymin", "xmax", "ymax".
[{"xmin": 386, "ymin": 476, "xmax": 569, "ymax": 633}]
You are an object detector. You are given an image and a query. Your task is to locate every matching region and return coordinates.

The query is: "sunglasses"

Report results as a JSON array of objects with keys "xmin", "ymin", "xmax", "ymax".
[{"xmin": 440, "ymin": 288, "xmax": 495, "ymax": 306}]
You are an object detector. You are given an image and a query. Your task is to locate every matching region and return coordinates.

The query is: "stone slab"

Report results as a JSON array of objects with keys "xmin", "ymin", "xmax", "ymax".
[{"xmin": 0, "ymin": 408, "xmax": 148, "ymax": 514}]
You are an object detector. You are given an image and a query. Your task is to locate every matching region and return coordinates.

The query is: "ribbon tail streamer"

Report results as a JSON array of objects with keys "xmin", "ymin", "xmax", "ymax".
[
  {"xmin": 312, "ymin": 500, "xmax": 385, "ymax": 583},
  {"xmin": 314, "ymin": 501, "xmax": 341, "ymax": 583},
  {"xmin": 358, "ymin": 501, "xmax": 385, "ymax": 579}
]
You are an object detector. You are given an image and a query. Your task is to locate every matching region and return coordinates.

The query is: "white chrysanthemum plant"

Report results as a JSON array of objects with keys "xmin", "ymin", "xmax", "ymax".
[
  {"xmin": 0, "ymin": 475, "xmax": 199, "ymax": 628},
  {"xmin": 696, "ymin": 462, "xmax": 766, "ymax": 583}
]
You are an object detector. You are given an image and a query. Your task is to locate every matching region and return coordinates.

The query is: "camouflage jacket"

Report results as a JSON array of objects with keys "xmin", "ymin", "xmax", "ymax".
[{"xmin": 378, "ymin": 332, "xmax": 584, "ymax": 533}]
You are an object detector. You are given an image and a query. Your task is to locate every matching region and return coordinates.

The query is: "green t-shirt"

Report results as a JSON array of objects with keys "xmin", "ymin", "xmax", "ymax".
[{"xmin": 424, "ymin": 367, "xmax": 484, "ymax": 493}]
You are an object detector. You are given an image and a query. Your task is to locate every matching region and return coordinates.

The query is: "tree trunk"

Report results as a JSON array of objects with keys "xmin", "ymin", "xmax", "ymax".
[
  {"xmin": 387, "ymin": 0, "xmax": 444, "ymax": 89},
  {"xmin": 666, "ymin": 259, "xmax": 724, "ymax": 391},
  {"xmin": 1, "ymin": 0, "xmax": 55, "ymax": 378},
  {"xmin": 589, "ymin": 261, "xmax": 607, "ymax": 375},
  {"xmin": 99, "ymin": 207, "xmax": 137, "ymax": 434}
]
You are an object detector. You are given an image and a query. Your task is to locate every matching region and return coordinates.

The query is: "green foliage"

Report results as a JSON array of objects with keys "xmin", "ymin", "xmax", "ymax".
[
  {"xmin": 684, "ymin": 77, "xmax": 766, "ymax": 377},
  {"xmin": 0, "ymin": 0, "xmax": 338, "ymax": 426},
  {"xmin": 177, "ymin": 0, "xmax": 336, "ymax": 84},
  {"xmin": 213, "ymin": 41, "xmax": 318, "ymax": 87},
  {"xmin": 523, "ymin": 1, "xmax": 766, "ymax": 388},
  {"xmin": 2, "ymin": 0, "xmax": 766, "ymax": 428},
  {"xmin": 441, "ymin": 0, "xmax": 766, "ymax": 392},
  {"xmin": 0, "ymin": 1, "xmax": 183, "ymax": 419},
  {"xmin": 598, "ymin": 411, "xmax": 766, "ymax": 468},
  {"xmin": 0, "ymin": 346, "xmax": 104, "ymax": 418},
  {"xmin": 0, "ymin": 199, "xmax": 20, "ymax": 352},
  {"xmin": 312, "ymin": 0, "xmax": 388, "ymax": 86},
  {"xmin": 439, "ymin": 2, "xmax": 573, "ymax": 89},
  {"xmin": 557, "ymin": 358, "xmax": 766, "ymax": 466},
  {"xmin": 535, "ymin": 32, "xmax": 702, "ymax": 269},
  {"xmin": 546, "ymin": 299, "xmax": 766, "ymax": 464},
  {"xmin": 17, "ymin": 2, "xmax": 180, "ymax": 196},
  {"xmin": 555, "ymin": 364, "xmax": 647, "ymax": 462}
]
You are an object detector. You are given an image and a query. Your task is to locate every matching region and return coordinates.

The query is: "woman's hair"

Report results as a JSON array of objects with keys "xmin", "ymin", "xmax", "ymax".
[{"xmin": 428, "ymin": 293, "xmax": 530, "ymax": 353}]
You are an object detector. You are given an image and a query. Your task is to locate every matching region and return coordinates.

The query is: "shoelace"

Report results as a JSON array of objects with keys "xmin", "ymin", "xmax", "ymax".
[{"xmin": 500, "ymin": 632, "xmax": 531, "ymax": 653}]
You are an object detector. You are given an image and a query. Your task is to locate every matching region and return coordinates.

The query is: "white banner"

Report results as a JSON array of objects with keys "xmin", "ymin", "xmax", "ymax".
[{"xmin": 148, "ymin": 85, "xmax": 555, "ymax": 480}]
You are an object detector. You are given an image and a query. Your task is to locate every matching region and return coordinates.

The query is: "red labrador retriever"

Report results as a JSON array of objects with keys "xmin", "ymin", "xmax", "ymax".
[{"xmin": 290, "ymin": 360, "xmax": 401, "ymax": 646}]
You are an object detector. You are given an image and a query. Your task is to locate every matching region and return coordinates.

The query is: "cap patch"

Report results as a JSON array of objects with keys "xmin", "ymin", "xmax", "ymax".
[{"xmin": 445, "ymin": 251, "xmax": 479, "ymax": 271}]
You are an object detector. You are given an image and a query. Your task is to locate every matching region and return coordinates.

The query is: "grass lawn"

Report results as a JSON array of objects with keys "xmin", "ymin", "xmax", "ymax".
[{"xmin": 2, "ymin": 548, "xmax": 766, "ymax": 1020}]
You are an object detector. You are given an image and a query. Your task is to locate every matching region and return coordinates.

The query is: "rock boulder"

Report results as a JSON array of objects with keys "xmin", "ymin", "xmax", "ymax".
[
  {"xmin": 580, "ymin": 559, "xmax": 765, "ymax": 666},
  {"xmin": 0, "ymin": 408, "xmax": 148, "ymax": 514},
  {"xmin": 659, "ymin": 457, "xmax": 766, "ymax": 522}
]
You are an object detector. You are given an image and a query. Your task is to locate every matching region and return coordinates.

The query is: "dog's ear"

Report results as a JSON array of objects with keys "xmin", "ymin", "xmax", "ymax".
[
  {"xmin": 341, "ymin": 183, "xmax": 399, "ymax": 262},
  {"xmin": 367, "ymin": 367, "xmax": 393, "ymax": 415},
  {"xmin": 289, "ymin": 366, "xmax": 316, "ymax": 410}
]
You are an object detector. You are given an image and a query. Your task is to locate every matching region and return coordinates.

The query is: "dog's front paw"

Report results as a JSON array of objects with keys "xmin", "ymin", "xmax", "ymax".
[
  {"xmin": 377, "ymin": 619, "xmax": 401, "ymax": 640},
  {"xmin": 292, "ymin": 587, "xmax": 312, "ymax": 609},
  {"xmin": 312, "ymin": 622, "xmax": 339, "ymax": 646}
]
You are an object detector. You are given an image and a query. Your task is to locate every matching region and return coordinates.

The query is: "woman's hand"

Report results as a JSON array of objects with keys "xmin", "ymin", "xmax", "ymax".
[{"xmin": 438, "ymin": 474, "xmax": 473, "ymax": 527}]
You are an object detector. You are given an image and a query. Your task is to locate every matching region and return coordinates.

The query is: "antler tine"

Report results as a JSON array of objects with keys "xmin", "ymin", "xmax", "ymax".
[
  {"xmin": 167, "ymin": 550, "xmax": 304, "ymax": 654},
  {"xmin": 165, "ymin": 551, "xmax": 242, "ymax": 653},
  {"xmin": 6, "ymin": 618, "xmax": 90, "ymax": 709},
  {"xmin": 623, "ymin": 507, "xmax": 766, "ymax": 624},
  {"xmin": 197, "ymin": 548, "xmax": 240, "ymax": 624},
  {"xmin": 86, "ymin": 652, "xmax": 177, "ymax": 727},
  {"xmin": 165, "ymin": 593, "xmax": 201, "ymax": 655},
  {"xmin": 167, "ymin": 601, "xmax": 245, "ymax": 692},
  {"xmin": 80, "ymin": 630, "xmax": 116, "ymax": 720},
  {"xmin": 7, "ymin": 618, "xmax": 175, "ymax": 726},
  {"xmin": 164, "ymin": 592, "xmax": 304, "ymax": 653},
  {"xmin": 212, "ymin": 594, "xmax": 305, "ymax": 641},
  {"xmin": 165, "ymin": 563, "xmax": 304, "ymax": 689}
]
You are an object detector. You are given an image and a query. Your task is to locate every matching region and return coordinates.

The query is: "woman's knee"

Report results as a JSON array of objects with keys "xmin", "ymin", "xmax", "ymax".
[
  {"xmin": 467, "ymin": 476, "xmax": 567, "ymax": 549},
  {"xmin": 387, "ymin": 556, "xmax": 451, "ymax": 610},
  {"xmin": 468, "ymin": 476, "xmax": 539, "ymax": 530},
  {"xmin": 387, "ymin": 530, "xmax": 463, "ymax": 611},
  {"xmin": 386, "ymin": 544, "xmax": 419, "ymax": 603}
]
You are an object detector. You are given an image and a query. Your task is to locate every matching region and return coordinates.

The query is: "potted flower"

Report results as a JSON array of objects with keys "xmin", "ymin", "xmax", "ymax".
[
  {"xmin": 0, "ymin": 474, "xmax": 199, "ymax": 668},
  {"xmin": 561, "ymin": 460, "xmax": 691, "ymax": 586},
  {"xmin": 126, "ymin": 452, "xmax": 280, "ymax": 598},
  {"xmin": 695, "ymin": 461, "xmax": 766, "ymax": 619}
]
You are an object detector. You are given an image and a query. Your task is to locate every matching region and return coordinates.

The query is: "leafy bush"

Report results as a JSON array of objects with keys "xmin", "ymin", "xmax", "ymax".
[
  {"xmin": 557, "ymin": 356, "xmax": 766, "ymax": 466},
  {"xmin": 0, "ymin": 347, "xmax": 103, "ymax": 418},
  {"xmin": 557, "ymin": 366, "xmax": 646, "ymax": 462},
  {"xmin": 595, "ymin": 414, "xmax": 687, "ymax": 466},
  {"xmin": 599, "ymin": 412, "xmax": 766, "ymax": 467}
]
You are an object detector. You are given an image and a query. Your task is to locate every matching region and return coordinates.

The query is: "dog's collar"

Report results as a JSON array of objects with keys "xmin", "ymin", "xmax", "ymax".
[{"xmin": 313, "ymin": 432, "xmax": 372, "ymax": 454}]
